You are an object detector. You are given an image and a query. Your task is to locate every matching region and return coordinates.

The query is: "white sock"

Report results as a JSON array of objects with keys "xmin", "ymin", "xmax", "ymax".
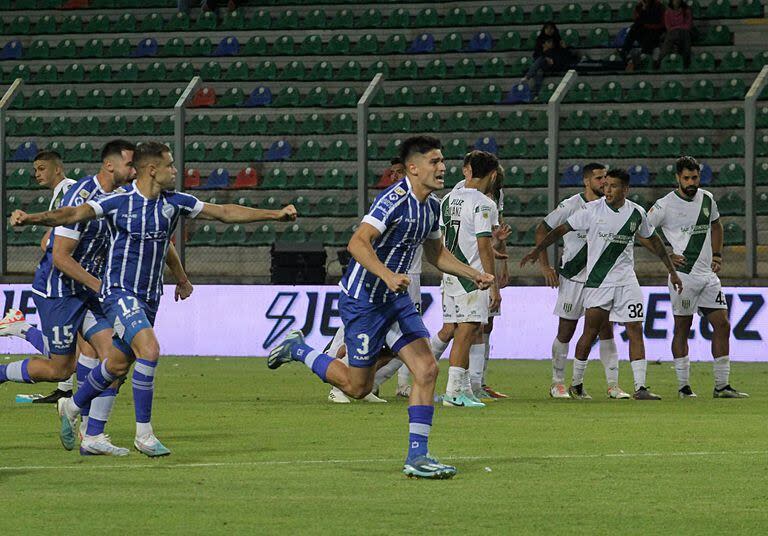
[
  {"xmin": 713, "ymin": 356, "xmax": 730, "ymax": 389},
  {"xmin": 572, "ymin": 359, "xmax": 588, "ymax": 386},
  {"xmin": 631, "ymin": 359, "xmax": 647, "ymax": 391},
  {"xmin": 673, "ymin": 356, "xmax": 690, "ymax": 389},
  {"xmin": 599, "ymin": 338, "xmax": 619, "ymax": 387},
  {"xmin": 373, "ymin": 358, "xmax": 403, "ymax": 389},
  {"xmin": 481, "ymin": 333, "xmax": 491, "ymax": 385},
  {"xmin": 397, "ymin": 362, "xmax": 410, "ymax": 389},
  {"xmin": 551, "ymin": 338, "xmax": 569, "ymax": 384},
  {"xmin": 469, "ymin": 343, "xmax": 485, "ymax": 393},
  {"xmin": 58, "ymin": 374, "xmax": 74, "ymax": 391},
  {"xmin": 461, "ymin": 368, "xmax": 472, "ymax": 394},
  {"xmin": 430, "ymin": 334, "xmax": 449, "ymax": 360},
  {"xmin": 446, "ymin": 366, "xmax": 464, "ymax": 397},
  {"xmin": 136, "ymin": 421, "xmax": 153, "ymax": 438}
]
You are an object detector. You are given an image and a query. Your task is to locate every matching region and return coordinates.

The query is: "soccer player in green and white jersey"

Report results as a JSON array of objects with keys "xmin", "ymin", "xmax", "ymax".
[
  {"xmin": 647, "ymin": 156, "xmax": 748, "ymax": 399},
  {"xmin": 439, "ymin": 151, "xmax": 501, "ymax": 407},
  {"xmin": 535, "ymin": 163, "xmax": 630, "ymax": 400},
  {"xmin": 522, "ymin": 168, "xmax": 683, "ymax": 400}
]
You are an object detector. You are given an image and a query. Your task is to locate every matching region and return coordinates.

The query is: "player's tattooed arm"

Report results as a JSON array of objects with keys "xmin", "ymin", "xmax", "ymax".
[
  {"xmin": 534, "ymin": 222, "xmax": 559, "ymax": 288},
  {"xmin": 520, "ymin": 223, "xmax": 572, "ymax": 267},
  {"xmin": 9, "ymin": 204, "xmax": 96, "ymax": 228},
  {"xmin": 349, "ymin": 223, "xmax": 411, "ymax": 293},
  {"xmin": 645, "ymin": 232, "xmax": 683, "ymax": 294},
  {"xmin": 423, "ymin": 237, "xmax": 494, "ymax": 290},
  {"xmin": 710, "ymin": 218, "xmax": 723, "ymax": 273},
  {"xmin": 198, "ymin": 202, "xmax": 298, "ymax": 223}
]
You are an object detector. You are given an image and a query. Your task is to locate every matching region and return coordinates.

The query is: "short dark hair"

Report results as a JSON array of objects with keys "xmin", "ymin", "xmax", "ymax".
[
  {"xmin": 675, "ymin": 155, "xmax": 700, "ymax": 174},
  {"xmin": 100, "ymin": 139, "xmax": 136, "ymax": 162},
  {"xmin": 583, "ymin": 162, "xmax": 606, "ymax": 177},
  {"xmin": 463, "ymin": 150, "xmax": 482, "ymax": 166},
  {"xmin": 33, "ymin": 150, "xmax": 63, "ymax": 165},
  {"xmin": 606, "ymin": 168, "xmax": 630, "ymax": 185},
  {"xmin": 389, "ymin": 156, "xmax": 403, "ymax": 166},
  {"xmin": 398, "ymin": 136, "xmax": 442, "ymax": 164},
  {"xmin": 132, "ymin": 141, "xmax": 171, "ymax": 169},
  {"xmin": 468, "ymin": 150, "xmax": 499, "ymax": 179}
]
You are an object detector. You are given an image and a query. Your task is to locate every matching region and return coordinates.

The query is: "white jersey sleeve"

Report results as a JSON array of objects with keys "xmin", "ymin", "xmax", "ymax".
[
  {"xmin": 475, "ymin": 199, "xmax": 494, "ymax": 237},
  {"xmin": 544, "ymin": 197, "xmax": 575, "ymax": 229},
  {"xmin": 647, "ymin": 196, "xmax": 666, "ymax": 229},
  {"xmin": 566, "ymin": 202, "xmax": 592, "ymax": 232},
  {"xmin": 709, "ymin": 193, "xmax": 720, "ymax": 222},
  {"xmin": 637, "ymin": 207, "xmax": 655, "ymax": 239}
]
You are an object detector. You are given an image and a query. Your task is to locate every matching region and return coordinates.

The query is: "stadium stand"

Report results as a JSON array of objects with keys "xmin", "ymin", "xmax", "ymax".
[{"xmin": 1, "ymin": 0, "xmax": 766, "ymax": 280}]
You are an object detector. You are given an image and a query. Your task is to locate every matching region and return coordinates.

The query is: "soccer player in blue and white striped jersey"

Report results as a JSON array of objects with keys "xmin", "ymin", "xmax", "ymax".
[
  {"xmin": 12, "ymin": 141, "xmax": 298, "ymax": 456},
  {"xmin": 268, "ymin": 136, "xmax": 494, "ymax": 479}
]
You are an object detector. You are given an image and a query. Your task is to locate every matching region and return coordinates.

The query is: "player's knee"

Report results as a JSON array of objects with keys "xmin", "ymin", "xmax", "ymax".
[
  {"xmin": 625, "ymin": 323, "xmax": 643, "ymax": 339},
  {"xmin": 414, "ymin": 360, "xmax": 439, "ymax": 386},
  {"xmin": 136, "ymin": 341, "xmax": 161, "ymax": 361},
  {"xmin": 713, "ymin": 316, "xmax": 730, "ymax": 336},
  {"xmin": 346, "ymin": 385, "xmax": 372, "ymax": 400},
  {"xmin": 49, "ymin": 359, "xmax": 76, "ymax": 380},
  {"xmin": 106, "ymin": 359, "xmax": 131, "ymax": 377}
]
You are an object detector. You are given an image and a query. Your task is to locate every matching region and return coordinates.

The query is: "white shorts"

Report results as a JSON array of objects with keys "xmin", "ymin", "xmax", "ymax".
[
  {"xmin": 553, "ymin": 275, "xmax": 586, "ymax": 320},
  {"xmin": 407, "ymin": 274, "xmax": 422, "ymax": 314},
  {"xmin": 582, "ymin": 284, "xmax": 645, "ymax": 324},
  {"xmin": 442, "ymin": 289, "xmax": 489, "ymax": 324},
  {"xmin": 669, "ymin": 272, "xmax": 727, "ymax": 316}
]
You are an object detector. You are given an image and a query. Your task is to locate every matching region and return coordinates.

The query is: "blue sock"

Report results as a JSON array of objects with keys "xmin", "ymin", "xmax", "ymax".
[
  {"xmin": 407, "ymin": 405, "xmax": 434, "ymax": 460},
  {"xmin": 0, "ymin": 359, "xmax": 34, "ymax": 384},
  {"xmin": 132, "ymin": 358, "xmax": 156, "ymax": 426},
  {"xmin": 85, "ymin": 387, "xmax": 117, "ymax": 436},
  {"xmin": 76, "ymin": 355, "xmax": 99, "ymax": 418},
  {"xmin": 73, "ymin": 360, "xmax": 116, "ymax": 409},
  {"xmin": 289, "ymin": 341, "xmax": 316, "ymax": 362},
  {"xmin": 23, "ymin": 326, "xmax": 46, "ymax": 355}
]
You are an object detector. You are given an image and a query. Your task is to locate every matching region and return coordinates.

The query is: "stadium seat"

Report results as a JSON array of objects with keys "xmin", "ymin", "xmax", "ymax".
[
  {"xmin": 115, "ymin": 62, "xmax": 139, "ymax": 82},
  {"xmin": 626, "ymin": 81, "xmax": 653, "ymax": 102},
  {"xmin": 561, "ymin": 137, "xmax": 588, "ymax": 159},
  {"xmin": 442, "ymin": 6, "xmax": 467, "ymax": 26},
  {"xmin": 298, "ymin": 35, "xmax": 323, "ymax": 56},
  {"xmin": 523, "ymin": 194, "xmax": 548, "ymax": 216},
  {"xmin": 474, "ymin": 110, "xmax": 501, "ymax": 131},
  {"xmin": 563, "ymin": 110, "xmax": 591, "ymax": 130},
  {"xmin": 275, "ymin": 9, "xmax": 299, "ymax": 29},
  {"xmin": 587, "ymin": 2, "xmax": 612, "ymax": 22},
  {"xmin": 475, "ymin": 137, "xmax": 498, "ymax": 154},
  {"xmin": 625, "ymin": 136, "xmax": 651, "ymax": 158},
  {"xmin": 309, "ymin": 224, "xmax": 335, "ymax": 245},
  {"xmin": 327, "ymin": 34, "xmax": 350, "ymax": 55},
  {"xmin": 199, "ymin": 61, "xmax": 223, "ymax": 82},
  {"xmin": 497, "ymin": 30, "xmax": 522, "ymax": 51},
  {"xmin": 142, "ymin": 61, "xmax": 167, "ymax": 82},
  {"xmin": 366, "ymin": 60, "xmax": 390, "ymax": 80},
  {"xmin": 394, "ymin": 60, "xmax": 418, "ymax": 80},
  {"xmin": 192, "ymin": 87, "xmax": 216, "ymax": 108},
  {"xmin": 37, "ymin": 64, "xmax": 59, "ymax": 83},
  {"xmin": 628, "ymin": 193, "xmax": 649, "ymax": 210},
  {"xmin": 698, "ymin": 24, "xmax": 732, "ymax": 46},
  {"xmin": 167, "ymin": 11, "xmax": 191, "ymax": 31},
  {"xmin": 418, "ymin": 111, "xmax": 442, "ymax": 132},
  {"xmin": 281, "ymin": 223, "xmax": 308, "ymax": 243},
  {"xmin": 691, "ymin": 51, "xmax": 716, "ymax": 72},
  {"xmin": 656, "ymin": 108, "xmax": 681, "ymax": 129},
  {"xmin": 443, "ymin": 138, "xmax": 467, "ymax": 159},
  {"xmin": 737, "ymin": 0, "xmax": 764, "ymax": 16},
  {"xmin": 261, "ymin": 168, "xmax": 288, "ymax": 189},
  {"xmin": 272, "ymin": 86, "xmax": 299, "ymax": 107},
  {"xmin": 188, "ymin": 224, "xmax": 218, "ymax": 247},
  {"xmin": 308, "ymin": 61, "xmax": 332, "ymax": 81},
  {"xmin": 203, "ymin": 168, "xmax": 230, "ymax": 189},
  {"xmin": 447, "ymin": 85, "xmax": 472, "ymax": 105},
  {"xmin": 385, "ymin": 112, "xmax": 412, "ymax": 133},
  {"xmin": 295, "ymin": 140, "xmax": 321, "ymax": 161},
  {"xmin": 303, "ymin": 86, "xmax": 328, "ymax": 107},
  {"xmin": 478, "ymin": 84, "xmax": 502, "ymax": 105},
  {"xmin": 338, "ymin": 60, "xmax": 362, "ymax": 81},
  {"xmin": 718, "ymin": 192, "xmax": 745, "ymax": 216},
  {"xmin": 723, "ymin": 222, "xmax": 744, "ymax": 245},
  {"xmin": 221, "ymin": 9, "xmax": 246, "ymax": 31},
  {"xmin": 657, "ymin": 136, "xmax": 682, "ymax": 157},
  {"xmin": 500, "ymin": 137, "xmax": 528, "ymax": 159},
  {"xmin": 356, "ymin": 7, "xmax": 381, "ymax": 28},
  {"xmin": 382, "ymin": 34, "xmax": 407, "ymax": 54},
  {"xmin": 183, "ymin": 168, "xmax": 201, "ymax": 189},
  {"xmin": 688, "ymin": 107, "xmax": 714, "ymax": 129},
  {"xmin": 716, "ymin": 135, "xmax": 744, "ymax": 158},
  {"xmin": 33, "ymin": 14, "xmax": 56, "ymax": 34},
  {"xmin": 560, "ymin": 3, "xmax": 583, "ymax": 23},
  {"xmin": 688, "ymin": 136, "xmax": 713, "ymax": 158},
  {"xmin": 216, "ymin": 87, "xmax": 244, "ymax": 107},
  {"xmin": 758, "ymin": 134, "xmax": 768, "ymax": 156},
  {"xmin": 687, "ymin": 79, "xmax": 715, "ymax": 101},
  {"xmin": 561, "ymin": 28, "xmax": 580, "ymax": 48},
  {"xmin": 27, "ymin": 89, "xmax": 53, "ymax": 109},
  {"xmin": 756, "ymin": 162, "xmax": 768, "ymax": 185},
  {"xmin": 353, "ymin": 34, "xmax": 379, "ymax": 55},
  {"xmin": 77, "ymin": 116, "xmax": 101, "ymax": 136},
  {"xmin": 718, "ymin": 163, "xmax": 745, "ymax": 186},
  {"xmin": 445, "ymin": 111, "xmax": 469, "ymax": 132},
  {"xmin": 567, "ymin": 82, "xmax": 591, "ymax": 103},
  {"xmin": 7, "ymin": 168, "xmax": 31, "ymax": 189},
  {"xmin": 319, "ymin": 168, "xmax": 346, "ymax": 189},
  {"xmin": 660, "ymin": 53, "xmax": 684, "ymax": 73},
  {"xmin": 131, "ymin": 38, "xmax": 158, "ymax": 58},
  {"xmin": 242, "ymin": 36, "xmax": 268, "ymax": 55},
  {"xmin": 213, "ymin": 114, "xmax": 239, "ymax": 135},
  {"xmin": 292, "ymin": 168, "xmax": 316, "ymax": 189},
  {"xmin": 185, "ymin": 142, "xmax": 206, "ymax": 162},
  {"xmin": 659, "ymin": 81, "xmax": 683, "ymax": 101},
  {"xmin": 407, "ymin": 33, "xmax": 435, "ymax": 54},
  {"xmin": 756, "ymin": 192, "xmax": 768, "ymax": 215},
  {"xmin": 629, "ymin": 165, "xmax": 650, "ymax": 186},
  {"xmin": 468, "ymin": 32, "xmax": 493, "ymax": 52},
  {"xmin": 720, "ymin": 107, "xmax": 744, "ymax": 128},
  {"xmin": 193, "ymin": 10, "xmax": 217, "ymax": 31},
  {"xmin": 530, "ymin": 4, "xmax": 554, "ymax": 23},
  {"xmin": 706, "ymin": 0, "xmax": 731, "ymax": 18},
  {"xmin": 169, "ymin": 61, "xmax": 194, "ymax": 81},
  {"xmin": 720, "ymin": 78, "xmax": 746, "ymax": 100},
  {"xmin": 593, "ymin": 136, "xmax": 619, "ymax": 158},
  {"xmin": 248, "ymin": 223, "xmax": 276, "ymax": 246},
  {"xmin": 90, "ymin": 63, "xmax": 113, "ymax": 82},
  {"xmin": 561, "ymin": 164, "xmax": 583, "ymax": 187},
  {"xmin": 136, "ymin": 88, "xmax": 161, "ymax": 108},
  {"xmin": 279, "ymin": 61, "xmax": 305, "ymax": 81},
  {"xmin": 473, "ymin": 6, "xmax": 496, "ymax": 24},
  {"xmin": 273, "ymin": 113, "xmax": 296, "ymax": 135},
  {"xmin": 421, "ymin": 85, "xmax": 445, "ymax": 106},
  {"xmin": 328, "ymin": 113, "xmax": 352, "ymax": 134}
]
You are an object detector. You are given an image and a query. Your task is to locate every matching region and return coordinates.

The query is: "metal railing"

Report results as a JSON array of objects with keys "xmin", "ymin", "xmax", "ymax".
[
  {"xmin": 744, "ymin": 65, "xmax": 768, "ymax": 278},
  {"xmin": 356, "ymin": 72, "xmax": 384, "ymax": 218},
  {"xmin": 0, "ymin": 78, "xmax": 24, "ymax": 277}
]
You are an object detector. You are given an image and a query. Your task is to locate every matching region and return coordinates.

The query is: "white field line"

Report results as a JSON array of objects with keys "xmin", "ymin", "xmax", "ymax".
[{"xmin": 0, "ymin": 449, "xmax": 766, "ymax": 473}]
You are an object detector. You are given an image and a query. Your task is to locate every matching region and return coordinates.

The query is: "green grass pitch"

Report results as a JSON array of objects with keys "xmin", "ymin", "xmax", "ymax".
[{"xmin": 1, "ymin": 357, "xmax": 767, "ymax": 534}]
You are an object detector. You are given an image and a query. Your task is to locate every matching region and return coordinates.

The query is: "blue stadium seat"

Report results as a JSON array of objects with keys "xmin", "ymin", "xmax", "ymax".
[
  {"xmin": 1, "ymin": 40, "xmax": 23, "ymax": 60},
  {"xmin": 468, "ymin": 32, "xmax": 493, "ymax": 52},
  {"xmin": 204, "ymin": 168, "xmax": 230, "ymax": 189},
  {"xmin": 474, "ymin": 136, "xmax": 498, "ymax": 154},
  {"xmin": 213, "ymin": 36, "xmax": 240, "ymax": 57},
  {"xmin": 131, "ymin": 38, "xmax": 158, "ymax": 58},
  {"xmin": 266, "ymin": 140, "xmax": 291, "ymax": 161},
  {"xmin": 629, "ymin": 165, "xmax": 650, "ymax": 186},
  {"xmin": 503, "ymin": 83, "xmax": 531, "ymax": 104},
  {"xmin": 561, "ymin": 164, "xmax": 583, "ymax": 187},
  {"xmin": 12, "ymin": 141, "xmax": 38, "ymax": 162},
  {"xmin": 407, "ymin": 33, "xmax": 435, "ymax": 54},
  {"xmin": 244, "ymin": 87, "xmax": 272, "ymax": 107}
]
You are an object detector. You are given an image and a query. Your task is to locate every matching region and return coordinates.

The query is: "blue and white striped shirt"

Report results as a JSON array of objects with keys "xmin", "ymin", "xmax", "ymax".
[
  {"xmin": 32, "ymin": 175, "xmax": 112, "ymax": 298},
  {"xmin": 340, "ymin": 177, "xmax": 440, "ymax": 303},
  {"xmin": 87, "ymin": 182, "xmax": 203, "ymax": 303}
]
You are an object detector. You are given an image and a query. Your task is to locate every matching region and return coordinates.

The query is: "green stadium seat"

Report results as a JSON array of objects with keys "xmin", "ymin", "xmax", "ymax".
[
  {"xmin": 89, "ymin": 63, "xmax": 112, "ymax": 82},
  {"xmin": 567, "ymin": 82, "xmax": 591, "ymax": 103},
  {"xmin": 721, "ymin": 51, "xmax": 746, "ymax": 72},
  {"xmin": 237, "ymin": 114, "xmax": 265, "ymax": 135},
  {"xmin": 242, "ymin": 36, "xmax": 268, "ymax": 55},
  {"xmin": 49, "ymin": 117, "xmax": 71, "ymax": 136},
  {"xmin": 27, "ymin": 195, "xmax": 50, "ymax": 214},
  {"xmin": 442, "ymin": 6, "xmax": 466, "ymax": 26},
  {"xmin": 718, "ymin": 192, "xmax": 745, "ymax": 216},
  {"xmin": 338, "ymin": 60, "xmax": 362, "ymax": 81},
  {"xmin": 690, "ymin": 107, "xmax": 714, "ymax": 128},
  {"xmin": 445, "ymin": 111, "xmax": 470, "ymax": 131},
  {"xmin": 194, "ymin": 11, "xmax": 218, "ymax": 31},
  {"xmin": 757, "ymin": 106, "xmax": 768, "ymax": 128},
  {"xmin": 188, "ymin": 224, "xmax": 218, "ymax": 247},
  {"xmin": 357, "ymin": 7, "xmax": 382, "ymax": 28},
  {"xmin": 76, "ymin": 116, "xmax": 101, "ymax": 136},
  {"xmin": 248, "ymin": 223, "xmax": 276, "ymax": 246},
  {"xmin": 281, "ymin": 223, "xmax": 308, "ymax": 243},
  {"xmin": 324, "ymin": 140, "xmax": 352, "ymax": 161},
  {"xmin": 419, "ymin": 59, "xmax": 445, "ymax": 80},
  {"xmin": 626, "ymin": 81, "xmax": 653, "ymax": 102},
  {"xmin": 27, "ymin": 40, "xmax": 50, "ymax": 60},
  {"xmin": 659, "ymin": 81, "xmax": 683, "ymax": 101},
  {"xmin": 657, "ymin": 136, "xmax": 683, "ymax": 157},
  {"xmin": 385, "ymin": 112, "xmax": 412, "ymax": 133},
  {"xmin": 82, "ymin": 88, "xmax": 106, "ymax": 108},
  {"xmin": 625, "ymin": 135, "xmax": 651, "ymax": 158},
  {"xmin": 366, "ymin": 60, "xmax": 390, "ymax": 80},
  {"xmin": 221, "ymin": 60, "xmax": 249, "ymax": 82},
  {"xmin": 328, "ymin": 112, "xmax": 352, "ymax": 134},
  {"xmin": 473, "ymin": 6, "xmax": 496, "ymax": 25},
  {"xmin": 688, "ymin": 136, "xmax": 713, "ymax": 158},
  {"xmin": 390, "ymin": 86, "xmax": 415, "ymax": 106},
  {"xmin": 691, "ymin": 51, "xmax": 716, "ymax": 72},
  {"xmin": 187, "ymin": 114, "xmax": 210, "ymax": 135},
  {"xmin": 167, "ymin": 11, "xmax": 191, "ymax": 31},
  {"xmin": 84, "ymin": 14, "xmax": 109, "ymax": 34},
  {"xmin": 628, "ymin": 193, "xmax": 649, "ymax": 210},
  {"xmin": 309, "ymin": 61, "xmax": 333, "ymax": 81},
  {"xmin": 140, "ymin": 12, "xmax": 164, "ymax": 32},
  {"xmin": 161, "ymin": 38, "xmax": 185, "ymax": 58},
  {"xmin": 10, "ymin": 15, "xmax": 31, "ymax": 34},
  {"xmin": 718, "ymin": 163, "xmax": 745, "ymax": 186},
  {"xmin": 209, "ymin": 141, "xmax": 234, "ymax": 162},
  {"xmin": 563, "ymin": 110, "xmax": 591, "ymax": 130},
  {"xmin": 660, "ymin": 53, "xmax": 684, "ymax": 73},
  {"xmin": 716, "ymin": 135, "xmax": 744, "ymax": 158},
  {"xmin": 291, "ymin": 168, "xmax": 316, "ymax": 189},
  {"xmin": 478, "ymin": 84, "xmax": 502, "ymax": 105},
  {"xmin": 562, "ymin": 137, "xmax": 588, "ymax": 158},
  {"xmin": 36, "ymin": 64, "xmax": 59, "ymax": 83},
  {"xmin": 166, "ymin": 61, "xmax": 193, "ymax": 82},
  {"xmin": 657, "ymin": 108, "xmax": 682, "ymax": 129},
  {"xmin": 500, "ymin": 5, "xmax": 524, "ymax": 24},
  {"xmin": 236, "ymin": 140, "xmax": 261, "ymax": 161},
  {"xmin": 757, "ymin": 162, "xmax": 768, "ymax": 184},
  {"xmin": 443, "ymin": 166, "xmax": 463, "ymax": 188},
  {"xmin": 366, "ymin": 140, "xmax": 380, "ymax": 160},
  {"xmin": 280, "ymin": 61, "xmax": 306, "ymax": 81},
  {"xmin": 416, "ymin": 111, "xmax": 440, "ymax": 132},
  {"xmin": 587, "ymin": 2, "xmax": 612, "ymax": 22},
  {"xmin": 421, "ymin": 85, "xmax": 445, "ymax": 106},
  {"xmin": 688, "ymin": 79, "xmax": 715, "ymax": 100},
  {"xmin": 452, "ymin": 58, "xmax": 477, "ymax": 78},
  {"xmin": 394, "ymin": 60, "xmax": 418, "ymax": 80},
  {"xmin": 7, "ymin": 169, "xmax": 30, "ymax": 189},
  {"xmin": 560, "ymin": 3, "xmax": 583, "ymax": 23},
  {"xmin": 523, "ymin": 194, "xmax": 548, "ymax": 216},
  {"xmin": 382, "ymin": 34, "xmax": 407, "ymax": 54},
  {"xmin": 757, "ymin": 192, "xmax": 768, "ymax": 215},
  {"xmin": 582, "ymin": 27, "xmax": 608, "ymax": 47},
  {"xmin": 758, "ymin": 134, "xmax": 768, "ymax": 157},
  {"xmin": 128, "ymin": 114, "xmax": 155, "ymax": 135},
  {"xmin": 537, "ymin": 82, "xmax": 558, "ymax": 103},
  {"xmin": 136, "ymin": 88, "xmax": 161, "ymax": 108},
  {"xmin": 200, "ymin": 60, "xmax": 221, "ymax": 81},
  {"xmin": 531, "ymin": 4, "xmax": 554, "ymax": 23},
  {"xmin": 221, "ymin": 9, "xmax": 246, "ymax": 31},
  {"xmin": 720, "ymin": 107, "xmax": 744, "ymax": 128},
  {"xmin": 190, "ymin": 37, "xmax": 213, "ymax": 57},
  {"xmin": 706, "ymin": 0, "xmax": 731, "ymax": 18},
  {"xmin": 561, "ymin": 28, "xmax": 580, "ymax": 48},
  {"xmin": 217, "ymin": 87, "xmax": 244, "ymax": 107},
  {"xmin": 142, "ymin": 62, "xmax": 167, "ymax": 82},
  {"xmin": 8, "ymin": 63, "xmax": 31, "ymax": 82},
  {"xmin": 274, "ymin": 113, "xmax": 296, "ymax": 135},
  {"xmin": 213, "ymin": 113, "xmax": 239, "ymax": 135},
  {"xmin": 737, "ymin": 0, "xmax": 764, "ymax": 16},
  {"xmin": 352, "ymin": 34, "xmax": 379, "ymax": 55},
  {"xmin": 26, "ymin": 89, "xmax": 53, "ymax": 109},
  {"xmin": 500, "ymin": 136, "xmax": 528, "ymax": 159},
  {"xmin": 298, "ymin": 35, "xmax": 323, "ymax": 55},
  {"xmin": 447, "ymin": 85, "xmax": 472, "ymax": 105},
  {"xmin": 249, "ymin": 9, "xmax": 272, "ymax": 30},
  {"xmin": 115, "ymin": 62, "xmax": 139, "ymax": 82},
  {"xmin": 384, "ymin": 8, "xmax": 410, "ymax": 28},
  {"xmin": 593, "ymin": 136, "xmax": 620, "ymax": 158},
  {"xmin": 217, "ymin": 224, "xmax": 246, "ymax": 246},
  {"xmin": 5, "ymin": 194, "xmax": 22, "ymax": 216},
  {"xmin": 497, "ymin": 30, "xmax": 522, "ymax": 51},
  {"xmin": 275, "ymin": 9, "xmax": 299, "ymax": 29},
  {"xmin": 481, "ymin": 57, "xmax": 505, "ymax": 78},
  {"xmin": 365, "ymin": 112, "xmax": 383, "ymax": 133},
  {"xmin": 319, "ymin": 168, "xmax": 346, "ymax": 189},
  {"xmin": 723, "ymin": 222, "xmax": 744, "ymax": 245},
  {"xmin": 108, "ymin": 38, "xmax": 131, "ymax": 58},
  {"xmin": 504, "ymin": 165, "xmax": 526, "ymax": 188},
  {"xmin": 627, "ymin": 108, "xmax": 652, "ymax": 129},
  {"xmin": 309, "ymin": 224, "xmax": 336, "ymax": 245},
  {"xmin": 443, "ymin": 138, "xmax": 467, "ymax": 159},
  {"xmin": 34, "ymin": 14, "xmax": 56, "ymax": 34},
  {"xmin": 302, "ymin": 86, "xmax": 327, "ymax": 107},
  {"xmin": 115, "ymin": 13, "xmax": 137, "ymax": 32},
  {"xmin": 70, "ymin": 142, "xmax": 94, "ymax": 162},
  {"xmin": 327, "ymin": 34, "xmax": 350, "ymax": 55},
  {"xmin": 185, "ymin": 142, "xmax": 206, "ymax": 162},
  {"xmin": 474, "ymin": 110, "xmax": 501, "ymax": 131},
  {"xmin": 294, "ymin": 140, "xmax": 321, "ymax": 161},
  {"xmin": 698, "ymin": 24, "xmax": 731, "ymax": 46},
  {"xmin": 720, "ymin": 78, "xmax": 746, "ymax": 100}
]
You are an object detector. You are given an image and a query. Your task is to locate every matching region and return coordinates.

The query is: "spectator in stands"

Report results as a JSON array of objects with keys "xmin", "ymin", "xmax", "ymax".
[
  {"xmin": 659, "ymin": 0, "xmax": 694, "ymax": 68},
  {"xmin": 375, "ymin": 157, "xmax": 406, "ymax": 188},
  {"xmin": 619, "ymin": 0, "xmax": 666, "ymax": 64},
  {"xmin": 520, "ymin": 22, "xmax": 579, "ymax": 98}
]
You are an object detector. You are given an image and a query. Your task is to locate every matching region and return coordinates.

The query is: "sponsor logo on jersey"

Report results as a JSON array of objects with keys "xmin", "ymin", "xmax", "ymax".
[
  {"xmin": 563, "ymin": 303, "xmax": 573, "ymax": 313},
  {"xmin": 79, "ymin": 189, "xmax": 90, "ymax": 199},
  {"xmin": 703, "ymin": 207, "xmax": 710, "ymax": 217},
  {"xmin": 161, "ymin": 204, "xmax": 175, "ymax": 219},
  {"xmin": 394, "ymin": 187, "xmax": 406, "ymax": 196},
  {"xmin": 682, "ymin": 299, "xmax": 691, "ymax": 309}
]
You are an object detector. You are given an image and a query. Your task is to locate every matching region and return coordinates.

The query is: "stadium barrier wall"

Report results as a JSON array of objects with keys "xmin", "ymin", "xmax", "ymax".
[{"xmin": 1, "ymin": 284, "xmax": 765, "ymax": 361}]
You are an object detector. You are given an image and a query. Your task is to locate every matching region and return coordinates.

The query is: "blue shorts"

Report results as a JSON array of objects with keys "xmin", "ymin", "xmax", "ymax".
[
  {"xmin": 32, "ymin": 292, "xmax": 111, "ymax": 356},
  {"xmin": 339, "ymin": 292, "xmax": 429, "ymax": 368},
  {"xmin": 103, "ymin": 291, "xmax": 159, "ymax": 357}
]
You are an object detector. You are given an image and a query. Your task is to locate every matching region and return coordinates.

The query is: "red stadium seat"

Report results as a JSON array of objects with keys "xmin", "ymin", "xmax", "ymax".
[
  {"xmin": 233, "ymin": 167, "xmax": 260, "ymax": 188},
  {"xmin": 192, "ymin": 87, "xmax": 217, "ymax": 108},
  {"xmin": 184, "ymin": 168, "xmax": 201, "ymax": 189}
]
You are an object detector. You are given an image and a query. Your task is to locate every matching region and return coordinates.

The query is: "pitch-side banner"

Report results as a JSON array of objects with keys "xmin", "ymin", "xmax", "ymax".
[{"xmin": 0, "ymin": 285, "xmax": 766, "ymax": 360}]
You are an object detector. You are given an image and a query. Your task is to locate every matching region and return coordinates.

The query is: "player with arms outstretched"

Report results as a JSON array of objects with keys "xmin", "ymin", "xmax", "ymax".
[{"xmin": 268, "ymin": 136, "xmax": 494, "ymax": 479}]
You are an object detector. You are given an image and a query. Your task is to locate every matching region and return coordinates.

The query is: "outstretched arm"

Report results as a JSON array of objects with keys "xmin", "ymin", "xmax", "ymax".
[
  {"xmin": 520, "ymin": 223, "xmax": 572, "ymax": 267},
  {"xmin": 10, "ymin": 204, "xmax": 96, "ymax": 228},
  {"xmin": 423, "ymin": 237, "xmax": 494, "ymax": 290},
  {"xmin": 197, "ymin": 203, "xmax": 297, "ymax": 223}
]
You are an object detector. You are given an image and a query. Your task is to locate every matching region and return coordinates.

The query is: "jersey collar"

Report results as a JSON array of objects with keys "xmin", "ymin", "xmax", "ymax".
[{"xmin": 674, "ymin": 190, "xmax": 696, "ymax": 202}]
